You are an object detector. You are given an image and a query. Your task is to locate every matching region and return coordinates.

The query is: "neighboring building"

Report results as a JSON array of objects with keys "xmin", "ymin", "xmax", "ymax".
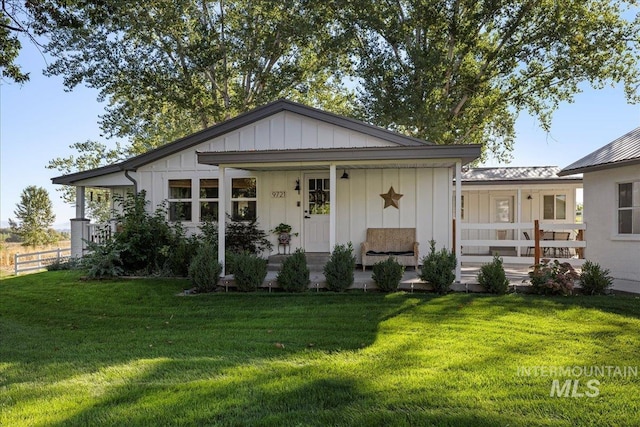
[
  {"xmin": 52, "ymin": 100, "xmax": 481, "ymax": 278},
  {"xmin": 559, "ymin": 127, "xmax": 640, "ymax": 291},
  {"xmin": 458, "ymin": 167, "xmax": 582, "ymax": 256}
]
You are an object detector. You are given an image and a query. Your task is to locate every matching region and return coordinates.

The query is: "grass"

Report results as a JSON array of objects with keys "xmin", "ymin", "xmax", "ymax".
[{"xmin": 1, "ymin": 271, "xmax": 639, "ymax": 426}]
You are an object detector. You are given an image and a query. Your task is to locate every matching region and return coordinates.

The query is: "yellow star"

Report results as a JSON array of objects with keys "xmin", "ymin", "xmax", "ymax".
[{"xmin": 380, "ymin": 186, "xmax": 403, "ymax": 209}]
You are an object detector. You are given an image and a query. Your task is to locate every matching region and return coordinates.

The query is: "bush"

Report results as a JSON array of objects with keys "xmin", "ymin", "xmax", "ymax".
[
  {"xmin": 324, "ymin": 243, "xmax": 356, "ymax": 292},
  {"xmin": 225, "ymin": 216, "xmax": 272, "ymax": 255},
  {"xmin": 276, "ymin": 249, "xmax": 310, "ymax": 292},
  {"xmin": 418, "ymin": 240, "xmax": 457, "ymax": 294},
  {"xmin": 232, "ymin": 253, "xmax": 268, "ymax": 292},
  {"xmin": 46, "ymin": 257, "xmax": 82, "ymax": 271},
  {"xmin": 81, "ymin": 240, "xmax": 125, "ymax": 279},
  {"xmin": 477, "ymin": 254, "xmax": 510, "ymax": 294},
  {"xmin": 528, "ymin": 259, "xmax": 579, "ymax": 296},
  {"xmin": 372, "ymin": 257, "xmax": 404, "ymax": 292},
  {"xmin": 580, "ymin": 260, "xmax": 613, "ymax": 295},
  {"xmin": 188, "ymin": 244, "xmax": 222, "ymax": 293}
]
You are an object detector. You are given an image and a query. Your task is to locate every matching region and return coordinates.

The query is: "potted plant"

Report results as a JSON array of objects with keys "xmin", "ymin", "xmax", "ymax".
[{"xmin": 270, "ymin": 223, "xmax": 298, "ymax": 245}]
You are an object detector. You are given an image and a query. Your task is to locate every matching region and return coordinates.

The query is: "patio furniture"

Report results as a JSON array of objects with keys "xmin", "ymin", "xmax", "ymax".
[
  {"xmin": 523, "ymin": 231, "xmax": 534, "ymax": 256},
  {"xmin": 361, "ymin": 228, "xmax": 419, "ymax": 271},
  {"xmin": 554, "ymin": 231, "xmax": 571, "ymax": 258}
]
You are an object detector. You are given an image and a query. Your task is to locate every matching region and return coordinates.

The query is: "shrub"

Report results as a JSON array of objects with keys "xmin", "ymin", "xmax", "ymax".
[
  {"xmin": 528, "ymin": 259, "xmax": 579, "ymax": 295},
  {"xmin": 46, "ymin": 257, "xmax": 80, "ymax": 271},
  {"xmin": 372, "ymin": 257, "xmax": 404, "ymax": 292},
  {"xmin": 580, "ymin": 260, "xmax": 613, "ymax": 295},
  {"xmin": 232, "ymin": 252, "xmax": 268, "ymax": 292},
  {"xmin": 276, "ymin": 249, "xmax": 310, "ymax": 292},
  {"xmin": 477, "ymin": 254, "xmax": 510, "ymax": 294},
  {"xmin": 225, "ymin": 215, "xmax": 273, "ymax": 254},
  {"xmin": 418, "ymin": 240, "xmax": 457, "ymax": 294},
  {"xmin": 324, "ymin": 243, "xmax": 356, "ymax": 292},
  {"xmin": 81, "ymin": 239, "xmax": 125, "ymax": 279},
  {"xmin": 188, "ymin": 244, "xmax": 222, "ymax": 293}
]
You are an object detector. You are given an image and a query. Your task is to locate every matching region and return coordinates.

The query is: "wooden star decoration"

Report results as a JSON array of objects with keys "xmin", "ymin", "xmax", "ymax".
[{"xmin": 380, "ymin": 186, "xmax": 403, "ymax": 209}]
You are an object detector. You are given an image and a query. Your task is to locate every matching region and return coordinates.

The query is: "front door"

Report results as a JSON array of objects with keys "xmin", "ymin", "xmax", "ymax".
[{"xmin": 304, "ymin": 174, "xmax": 330, "ymax": 252}]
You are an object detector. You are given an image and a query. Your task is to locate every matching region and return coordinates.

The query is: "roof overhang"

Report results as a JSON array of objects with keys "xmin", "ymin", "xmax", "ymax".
[
  {"xmin": 559, "ymin": 157, "xmax": 640, "ymax": 176},
  {"xmin": 197, "ymin": 145, "xmax": 482, "ymax": 170}
]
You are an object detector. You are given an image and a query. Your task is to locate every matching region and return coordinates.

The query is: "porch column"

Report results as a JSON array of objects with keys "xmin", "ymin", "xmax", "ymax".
[
  {"xmin": 516, "ymin": 188, "xmax": 522, "ymax": 257},
  {"xmin": 71, "ymin": 186, "xmax": 88, "ymax": 258},
  {"xmin": 329, "ymin": 164, "xmax": 337, "ymax": 251},
  {"xmin": 218, "ymin": 166, "xmax": 226, "ymax": 276},
  {"xmin": 455, "ymin": 162, "xmax": 462, "ymax": 282}
]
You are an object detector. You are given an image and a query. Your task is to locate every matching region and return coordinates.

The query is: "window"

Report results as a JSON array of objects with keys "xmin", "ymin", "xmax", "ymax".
[
  {"xmin": 543, "ymin": 194, "xmax": 566, "ymax": 220},
  {"xmin": 618, "ymin": 182, "xmax": 640, "ymax": 234},
  {"xmin": 168, "ymin": 179, "xmax": 192, "ymax": 221},
  {"xmin": 231, "ymin": 178, "xmax": 257, "ymax": 220},
  {"xmin": 200, "ymin": 179, "xmax": 219, "ymax": 222}
]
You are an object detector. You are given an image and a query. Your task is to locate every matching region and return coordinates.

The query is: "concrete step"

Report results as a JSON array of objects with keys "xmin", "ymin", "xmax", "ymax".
[{"xmin": 268, "ymin": 252, "xmax": 330, "ymax": 271}]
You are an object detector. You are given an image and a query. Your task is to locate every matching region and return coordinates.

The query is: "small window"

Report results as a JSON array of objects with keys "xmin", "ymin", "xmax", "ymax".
[
  {"xmin": 231, "ymin": 178, "xmax": 257, "ymax": 220},
  {"xmin": 618, "ymin": 182, "xmax": 640, "ymax": 234},
  {"xmin": 543, "ymin": 194, "xmax": 566, "ymax": 220},
  {"xmin": 168, "ymin": 179, "xmax": 192, "ymax": 221},
  {"xmin": 200, "ymin": 179, "xmax": 219, "ymax": 222}
]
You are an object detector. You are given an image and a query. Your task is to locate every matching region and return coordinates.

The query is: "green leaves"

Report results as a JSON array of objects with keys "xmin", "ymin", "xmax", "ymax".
[{"xmin": 9, "ymin": 186, "xmax": 57, "ymax": 247}]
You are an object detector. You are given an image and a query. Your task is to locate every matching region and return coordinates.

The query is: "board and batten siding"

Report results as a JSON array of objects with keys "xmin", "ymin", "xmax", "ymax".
[
  {"xmin": 583, "ymin": 165, "xmax": 640, "ymax": 284},
  {"xmin": 459, "ymin": 184, "xmax": 580, "ymax": 255}
]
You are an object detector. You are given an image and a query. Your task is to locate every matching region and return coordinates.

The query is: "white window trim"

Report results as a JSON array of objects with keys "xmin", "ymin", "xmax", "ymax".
[
  {"xmin": 615, "ymin": 180, "xmax": 640, "ymax": 237},
  {"xmin": 199, "ymin": 178, "xmax": 219, "ymax": 223},
  {"xmin": 542, "ymin": 193, "xmax": 567, "ymax": 221},
  {"xmin": 168, "ymin": 179, "xmax": 193, "ymax": 222},
  {"xmin": 231, "ymin": 177, "xmax": 257, "ymax": 221}
]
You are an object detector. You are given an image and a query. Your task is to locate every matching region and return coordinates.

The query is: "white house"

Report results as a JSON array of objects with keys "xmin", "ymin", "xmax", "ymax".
[
  {"xmin": 52, "ymin": 100, "xmax": 481, "ymax": 279},
  {"xmin": 559, "ymin": 127, "xmax": 640, "ymax": 291},
  {"xmin": 458, "ymin": 167, "xmax": 583, "ymax": 258}
]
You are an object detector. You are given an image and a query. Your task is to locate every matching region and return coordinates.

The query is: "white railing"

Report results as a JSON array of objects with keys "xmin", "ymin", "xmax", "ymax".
[
  {"xmin": 87, "ymin": 222, "xmax": 116, "ymax": 245},
  {"xmin": 14, "ymin": 247, "xmax": 72, "ymax": 275},
  {"xmin": 459, "ymin": 221, "xmax": 586, "ymax": 267}
]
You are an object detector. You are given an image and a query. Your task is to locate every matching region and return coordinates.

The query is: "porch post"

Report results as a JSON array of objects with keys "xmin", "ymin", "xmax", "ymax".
[
  {"xmin": 70, "ymin": 186, "xmax": 89, "ymax": 258},
  {"xmin": 218, "ymin": 166, "xmax": 226, "ymax": 276},
  {"xmin": 329, "ymin": 164, "xmax": 337, "ymax": 251},
  {"xmin": 516, "ymin": 188, "xmax": 522, "ymax": 257},
  {"xmin": 455, "ymin": 161, "xmax": 462, "ymax": 282}
]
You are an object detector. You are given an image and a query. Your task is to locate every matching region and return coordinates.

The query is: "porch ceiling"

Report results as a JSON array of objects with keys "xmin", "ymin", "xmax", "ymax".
[{"xmin": 197, "ymin": 145, "xmax": 482, "ymax": 170}]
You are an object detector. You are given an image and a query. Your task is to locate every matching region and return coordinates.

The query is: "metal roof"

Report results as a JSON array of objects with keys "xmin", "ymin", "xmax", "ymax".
[
  {"xmin": 559, "ymin": 127, "xmax": 640, "ymax": 176},
  {"xmin": 460, "ymin": 166, "xmax": 581, "ymax": 185}
]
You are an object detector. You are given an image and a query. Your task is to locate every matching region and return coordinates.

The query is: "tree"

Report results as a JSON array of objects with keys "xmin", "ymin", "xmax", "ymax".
[
  {"xmin": 338, "ymin": 0, "xmax": 640, "ymax": 160},
  {"xmin": 47, "ymin": 140, "xmax": 127, "ymax": 222},
  {"xmin": 0, "ymin": 0, "xmax": 90, "ymax": 83},
  {"xmin": 44, "ymin": 0, "xmax": 355, "ymax": 153},
  {"xmin": 9, "ymin": 186, "xmax": 58, "ymax": 247}
]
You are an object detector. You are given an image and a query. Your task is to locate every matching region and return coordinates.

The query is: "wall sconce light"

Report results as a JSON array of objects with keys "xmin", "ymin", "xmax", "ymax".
[
  {"xmin": 527, "ymin": 195, "xmax": 533, "ymax": 200},
  {"xmin": 340, "ymin": 169, "xmax": 349, "ymax": 179},
  {"xmin": 295, "ymin": 179, "xmax": 300, "ymax": 194}
]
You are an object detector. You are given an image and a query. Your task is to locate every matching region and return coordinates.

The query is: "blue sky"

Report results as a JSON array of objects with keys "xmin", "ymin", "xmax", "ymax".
[{"xmin": 1, "ymin": 42, "xmax": 639, "ymax": 228}]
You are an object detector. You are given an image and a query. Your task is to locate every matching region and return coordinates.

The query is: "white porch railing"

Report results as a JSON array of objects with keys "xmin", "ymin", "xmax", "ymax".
[
  {"xmin": 87, "ymin": 222, "xmax": 116, "ymax": 246},
  {"xmin": 458, "ymin": 221, "xmax": 586, "ymax": 267}
]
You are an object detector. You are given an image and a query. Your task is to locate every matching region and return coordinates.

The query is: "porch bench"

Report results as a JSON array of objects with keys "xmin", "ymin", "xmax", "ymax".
[{"xmin": 361, "ymin": 228, "xmax": 419, "ymax": 271}]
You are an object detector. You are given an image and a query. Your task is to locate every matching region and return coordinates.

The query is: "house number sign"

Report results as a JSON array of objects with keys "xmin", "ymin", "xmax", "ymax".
[{"xmin": 271, "ymin": 191, "xmax": 286, "ymax": 198}]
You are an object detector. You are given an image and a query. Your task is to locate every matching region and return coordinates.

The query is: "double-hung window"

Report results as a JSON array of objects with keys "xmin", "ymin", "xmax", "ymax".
[
  {"xmin": 618, "ymin": 182, "xmax": 640, "ymax": 234},
  {"xmin": 231, "ymin": 178, "xmax": 257, "ymax": 221},
  {"xmin": 168, "ymin": 179, "xmax": 192, "ymax": 221},
  {"xmin": 543, "ymin": 194, "xmax": 566, "ymax": 220},
  {"xmin": 200, "ymin": 179, "xmax": 219, "ymax": 222}
]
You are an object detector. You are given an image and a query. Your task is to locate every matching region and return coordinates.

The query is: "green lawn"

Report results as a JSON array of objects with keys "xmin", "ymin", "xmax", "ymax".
[{"xmin": 1, "ymin": 271, "xmax": 639, "ymax": 426}]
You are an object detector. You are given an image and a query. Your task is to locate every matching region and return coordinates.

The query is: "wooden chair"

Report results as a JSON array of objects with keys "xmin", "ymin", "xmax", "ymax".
[{"xmin": 523, "ymin": 231, "xmax": 534, "ymax": 256}]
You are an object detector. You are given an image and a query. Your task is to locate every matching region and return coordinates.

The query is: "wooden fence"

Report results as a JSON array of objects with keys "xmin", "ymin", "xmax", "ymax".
[{"xmin": 14, "ymin": 247, "xmax": 72, "ymax": 275}]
